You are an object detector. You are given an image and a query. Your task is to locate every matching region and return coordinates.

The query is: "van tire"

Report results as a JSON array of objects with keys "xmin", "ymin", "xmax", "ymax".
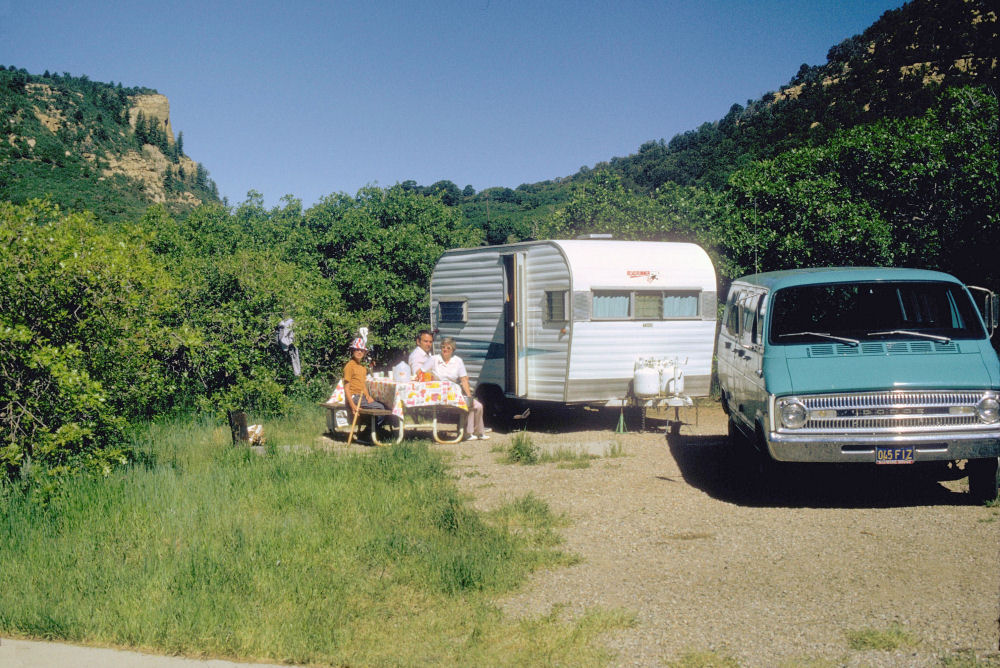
[
  {"xmin": 727, "ymin": 416, "xmax": 748, "ymax": 449},
  {"xmin": 967, "ymin": 457, "xmax": 999, "ymax": 503}
]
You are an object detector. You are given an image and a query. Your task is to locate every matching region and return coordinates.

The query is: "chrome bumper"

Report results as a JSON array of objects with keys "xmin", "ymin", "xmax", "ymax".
[{"xmin": 767, "ymin": 429, "xmax": 1000, "ymax": 463}]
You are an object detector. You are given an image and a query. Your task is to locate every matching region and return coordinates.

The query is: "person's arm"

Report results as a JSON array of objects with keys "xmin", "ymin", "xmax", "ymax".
[
  {"xmin": 459, "ymin": 375, "xmax": 472, "ymax": 397},
  {"xmin": 343, "ymin": 377, "xmax": 357, "ymax": 412}
]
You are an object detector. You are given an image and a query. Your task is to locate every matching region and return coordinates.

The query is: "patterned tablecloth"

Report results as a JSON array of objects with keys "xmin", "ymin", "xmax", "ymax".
[{"xmin": 328, "ymin": 378, "xmax": 468, "ymax": 418}]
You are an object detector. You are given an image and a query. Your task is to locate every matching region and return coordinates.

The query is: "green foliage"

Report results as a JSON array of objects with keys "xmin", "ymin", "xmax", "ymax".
[
  {"xmin": 505, "ymin": 432, "xmax": 539, "ymax": 464},
  {"xmin": 0, "ymin": 200, "xmax": 171, "ymax": 484},
  {"xmin": 720, "ymin": 86, "xmax": 999, "ymax": 281},
  {"xmin": 307, "ymin": 185, "xmax": 483, "ymax": 361}
]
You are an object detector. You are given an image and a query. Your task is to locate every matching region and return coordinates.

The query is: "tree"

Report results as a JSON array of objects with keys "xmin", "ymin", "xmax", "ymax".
[{"xmin": 307, "ymin": 185, "xmax": 483, "ymax": 361}]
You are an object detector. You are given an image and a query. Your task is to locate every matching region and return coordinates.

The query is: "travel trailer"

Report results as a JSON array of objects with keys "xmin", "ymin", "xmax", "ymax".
[
  {"xmin": 718, "ymin": 267, "xmax": 1000, "ymax": 501},
  {"xmin": 429, "ymin": 239, "xmax": 718, "ymax": 417}
]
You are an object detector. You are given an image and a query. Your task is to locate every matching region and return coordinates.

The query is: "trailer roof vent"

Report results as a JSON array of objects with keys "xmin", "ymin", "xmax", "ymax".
[{"xmin": 577, "ymin": 233, "xmax": 613, "ymax": 240}]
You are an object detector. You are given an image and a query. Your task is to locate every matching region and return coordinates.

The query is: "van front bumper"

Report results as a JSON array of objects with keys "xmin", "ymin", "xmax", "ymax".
[{"xmin": 767, "ymin": 430, "xmax": 1000, "ymax": 463}]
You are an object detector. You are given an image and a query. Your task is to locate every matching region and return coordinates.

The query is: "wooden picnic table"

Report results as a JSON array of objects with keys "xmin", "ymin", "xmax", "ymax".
[{"xmin": 321, "ymin": 377, "xmax": 469, "ymax": 445}]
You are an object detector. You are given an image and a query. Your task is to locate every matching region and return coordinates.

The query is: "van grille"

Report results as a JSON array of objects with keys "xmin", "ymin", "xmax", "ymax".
[{"xmin": 792, "ymin": 391, "xmax": 988, "ymax": 432}]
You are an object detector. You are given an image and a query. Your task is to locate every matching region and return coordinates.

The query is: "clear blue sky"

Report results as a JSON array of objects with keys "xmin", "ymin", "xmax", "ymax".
[{"xmin": 1, "ymin": 0, "xmax": 904, "ymax": 209}]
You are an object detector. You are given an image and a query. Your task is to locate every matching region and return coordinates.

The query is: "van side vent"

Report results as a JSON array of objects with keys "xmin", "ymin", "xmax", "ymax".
[
  {"xmin": 861, "ymin": 343, "xmax": 885, "ymax": 355},
  {"xmin": 808, "ymin": 345, "xmax": 834, "ymax": 357},
  {"xmin": 836, "ymin": 344, "xmax": 859, "ymax": 356}
]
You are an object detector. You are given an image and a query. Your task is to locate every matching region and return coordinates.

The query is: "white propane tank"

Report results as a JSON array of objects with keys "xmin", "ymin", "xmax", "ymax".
[{"xmin": 633, "ymin": 365, "xmax": 660, "ymax": 398}]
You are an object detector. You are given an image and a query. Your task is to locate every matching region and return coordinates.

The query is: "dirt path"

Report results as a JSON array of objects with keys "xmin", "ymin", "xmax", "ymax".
[{"xmin": 440, "ymin": 403, "xmax": 1000, "ymax": 667}]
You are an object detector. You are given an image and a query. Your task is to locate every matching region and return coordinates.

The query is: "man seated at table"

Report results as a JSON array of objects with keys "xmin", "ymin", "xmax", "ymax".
[
  {"xmin": 408, "ymin": 329, "xmax": 437, "ymax": 380},
  {"xmin": 343, "ymin": 337, "xmax": 390, "ymax": 432}
]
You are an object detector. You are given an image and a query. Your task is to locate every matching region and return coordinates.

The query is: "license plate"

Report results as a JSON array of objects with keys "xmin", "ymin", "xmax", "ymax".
[{"xmin": 875, "ymin": 446, "xmax": 915, "ymax": 465}]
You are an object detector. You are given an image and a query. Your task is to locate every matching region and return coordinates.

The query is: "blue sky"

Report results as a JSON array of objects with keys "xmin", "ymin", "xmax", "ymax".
[{"xmin": 1, "ymin": 0, "xmax": 904, "ymax": 209}]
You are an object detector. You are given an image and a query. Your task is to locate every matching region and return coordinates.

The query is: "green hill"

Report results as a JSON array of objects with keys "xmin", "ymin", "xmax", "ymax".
[
  {"xmin": 452, "ymin": 0, "xmax": 997, "ymax": 240},
  {"xmin": 0, "ymin": 68, "xmax": 220, "ymax": 221}
]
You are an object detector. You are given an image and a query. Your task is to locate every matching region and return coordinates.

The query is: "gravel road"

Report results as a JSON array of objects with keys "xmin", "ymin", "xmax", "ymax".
[{"xmin": 443, "ymin": 402, "xmax": 1000, "ymax": 667}]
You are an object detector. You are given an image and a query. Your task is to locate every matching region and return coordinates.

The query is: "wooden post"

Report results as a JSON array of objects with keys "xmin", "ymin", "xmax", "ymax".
[{"xmin": 228, "ymin": 410, "xmax": 249, "ymax": 445}]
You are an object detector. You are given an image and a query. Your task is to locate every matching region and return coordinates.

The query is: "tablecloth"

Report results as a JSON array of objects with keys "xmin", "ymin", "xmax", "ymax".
[{"xmin": 328, "ymin": 378, "xmax": 469, "ymax": 417}]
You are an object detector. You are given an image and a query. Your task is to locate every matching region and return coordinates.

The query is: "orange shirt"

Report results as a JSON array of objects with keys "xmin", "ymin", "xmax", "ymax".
[{"xmin": 343, "ymin": 358, "xmax": 368, "ymax": 396}]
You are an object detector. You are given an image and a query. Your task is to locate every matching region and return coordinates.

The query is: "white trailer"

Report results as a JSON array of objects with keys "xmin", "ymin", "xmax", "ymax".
[{"xmin": 429, "ymin": 239, "xmax": 718, "ymax": 413}]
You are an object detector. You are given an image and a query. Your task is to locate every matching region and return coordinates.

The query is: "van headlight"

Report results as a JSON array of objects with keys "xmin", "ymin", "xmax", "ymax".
[
  {"xmin": 779, "ymin": 398, "xmax": 808, "ymax": 429},
  {"xmin": 976, "ymin": 395, "xmax": 1000, "ymax": 424}
]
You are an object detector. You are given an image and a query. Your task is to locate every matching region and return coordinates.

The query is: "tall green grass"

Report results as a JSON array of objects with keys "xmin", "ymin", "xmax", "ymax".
[{"xmin": 0, "ymin": 405, "xmax": 623, "ymax": 665}]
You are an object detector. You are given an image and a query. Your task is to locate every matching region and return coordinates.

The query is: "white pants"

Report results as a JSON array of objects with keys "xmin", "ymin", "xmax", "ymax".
[{"xmin": 466, "ymin": 398, "xmax": 485, "ymax": 436}]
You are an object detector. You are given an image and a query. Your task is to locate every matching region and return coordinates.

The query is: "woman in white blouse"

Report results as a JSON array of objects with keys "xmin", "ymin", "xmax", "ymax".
[{"xmin": 432, "ymin": 337, "xmax": 489, "ymax": 440}]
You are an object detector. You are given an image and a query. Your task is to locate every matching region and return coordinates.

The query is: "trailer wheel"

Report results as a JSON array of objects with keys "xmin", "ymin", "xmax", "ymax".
[
  {"xmin": 477, "ymin": 384, "xmax": 510, "ymax": 432},
  {"xmin": 967, "ymin": 457, "xmax": 999, "ymax": 503}
]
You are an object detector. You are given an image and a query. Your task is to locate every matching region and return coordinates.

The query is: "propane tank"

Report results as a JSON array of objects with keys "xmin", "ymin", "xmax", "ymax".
[{"xmin": 633, "ymin": 364, "xmax": 660, "ymax": 399}]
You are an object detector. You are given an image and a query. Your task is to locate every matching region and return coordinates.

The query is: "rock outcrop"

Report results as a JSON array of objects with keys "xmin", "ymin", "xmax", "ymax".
[{"xmin": 128, "ymin": 93, "xmax": 174, "ymax": 145}]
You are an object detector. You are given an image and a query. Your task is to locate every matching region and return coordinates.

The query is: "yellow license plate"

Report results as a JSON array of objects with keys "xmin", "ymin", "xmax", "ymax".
[{"xmin": 875, "ymin": 446, "xmax": 915, "ymax": 464}]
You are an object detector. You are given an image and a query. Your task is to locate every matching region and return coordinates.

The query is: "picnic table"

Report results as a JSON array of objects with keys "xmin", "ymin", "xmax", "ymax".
[{"xmin": 321, "ymin": 377, "xmax": 469, "ymax": 445}]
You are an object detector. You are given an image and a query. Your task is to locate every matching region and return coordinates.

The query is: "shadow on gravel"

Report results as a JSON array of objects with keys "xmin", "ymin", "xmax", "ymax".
[{"xmin": 666, "ymin": 433, "xmax": 977, "ymax": 509}]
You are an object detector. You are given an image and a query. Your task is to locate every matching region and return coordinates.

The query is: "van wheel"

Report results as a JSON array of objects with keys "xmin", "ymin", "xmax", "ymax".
[
  {"xmin": 727, "ymin": 416, "xmax": 748, "ymax": 449},
  {"xmin": 967, "ymin": 457, "xmax": 999, "ymax": 503}
]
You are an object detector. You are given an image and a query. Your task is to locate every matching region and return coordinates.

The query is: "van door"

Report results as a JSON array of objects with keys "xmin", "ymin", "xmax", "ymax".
[
  {"xmin": 718, "ymin": 288, "xmax": 744, "ymax": 415},
  {"xmin": 502, "ymin": 253, "xmax": 527, "ymax": 397},
  {"xmin": 739, "ymin": 293, "xmax": 766, "ymax": 430}
]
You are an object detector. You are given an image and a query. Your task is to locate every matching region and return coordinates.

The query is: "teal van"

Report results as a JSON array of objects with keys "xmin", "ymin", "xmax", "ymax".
[{"xmin": 717, "ymin": 267, "xmax": 1000, "ymax": 501}]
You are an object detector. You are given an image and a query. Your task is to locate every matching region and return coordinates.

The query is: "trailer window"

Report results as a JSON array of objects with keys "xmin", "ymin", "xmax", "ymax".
[
  {"xmin": 438, "ymin": 300, "xmax": 467, "ymax": 323},
  {"xmin": 593, "ymin": 291, "xmax": 630, "ymax": 318},
  {"xmin": 544, "ymin": 290, "xmax": 568, "ymax": 322},
  {"xmin": 593, "ymin": 290, "xmax": 701, "ymax": 320},
  {"xmin": 663, "ymin": 291, "xmax": 700, "ymax": 317}
]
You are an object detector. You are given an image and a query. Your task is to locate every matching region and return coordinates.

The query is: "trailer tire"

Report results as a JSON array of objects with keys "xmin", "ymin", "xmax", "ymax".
[
  {"xmin": 967, "ymin": 456, "xmax": 999, "ymax": 503},
  {"xmin": 477, "ymin": 384, "xmax": 511, "ymax": 432}
]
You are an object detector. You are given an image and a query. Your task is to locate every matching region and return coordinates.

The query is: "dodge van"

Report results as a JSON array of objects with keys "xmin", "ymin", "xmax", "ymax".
[{"xmin": 718, "ymin": 267, "xmax": 1000, "ymax": 501}]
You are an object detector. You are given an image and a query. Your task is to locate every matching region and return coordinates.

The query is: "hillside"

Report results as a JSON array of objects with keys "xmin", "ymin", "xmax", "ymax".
[
  {"xmin": 455, "ymin": 0, "xmax": 998, "ymax": 240},
  {"xmin": 0, "ymin": 68, "xmax": 219, "ymax": 221}
]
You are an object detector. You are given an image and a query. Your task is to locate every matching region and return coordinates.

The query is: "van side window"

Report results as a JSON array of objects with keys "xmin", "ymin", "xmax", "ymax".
[
  {"xmin": 725, "ymin": 292, "xmax": 742, "ymax": 335},
  {"xmin": 754, "ymin": 296, "xmax": 766, "ymax": 343}
]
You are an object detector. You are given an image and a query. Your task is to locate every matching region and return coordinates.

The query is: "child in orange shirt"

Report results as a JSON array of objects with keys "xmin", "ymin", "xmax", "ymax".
[{"xmin": 343, "ymin": 337, "xmax": 388, "ymax": 427}]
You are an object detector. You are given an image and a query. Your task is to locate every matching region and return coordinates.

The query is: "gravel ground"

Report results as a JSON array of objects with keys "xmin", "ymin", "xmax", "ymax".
[{"xmin": 438, "ymin": 402, "xmax": 1000, "ymax": 667}]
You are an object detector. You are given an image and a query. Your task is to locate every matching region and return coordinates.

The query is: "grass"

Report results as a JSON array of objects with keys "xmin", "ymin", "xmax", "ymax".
[
  {"xmin": 0, "ymin": 403, "xmax": 628, "ymax": 666},
  {"xmin": 502, "ymin": 432, "xmax": 626, "ymax": 467},
  {"xmin": 844, "ymin": 622, "xmax": 920, "ymax": 651}
]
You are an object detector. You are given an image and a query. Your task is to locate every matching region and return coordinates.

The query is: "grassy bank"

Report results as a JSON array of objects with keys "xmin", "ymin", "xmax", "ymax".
[{"xmin": 0, "ymin": 406, "xmax": 628, "ymax": 665}]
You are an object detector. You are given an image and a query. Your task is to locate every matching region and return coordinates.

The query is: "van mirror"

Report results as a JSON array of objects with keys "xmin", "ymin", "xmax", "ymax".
[{"xmin": 967, "ymin": 286, "xmax": 998, "ymax": 336}]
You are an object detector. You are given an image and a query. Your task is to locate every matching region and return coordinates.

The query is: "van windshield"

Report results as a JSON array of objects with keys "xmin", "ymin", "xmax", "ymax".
[{"xmin": 769, "ymin": 281, "xmax": 986, "ymax": 345}]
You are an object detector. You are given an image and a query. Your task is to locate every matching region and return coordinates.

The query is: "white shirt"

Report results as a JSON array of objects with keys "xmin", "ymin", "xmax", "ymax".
[
  {"xmin": 408, "ymin": 346, "xmax": 435, "ymax": 376},
  {"xmin": 432, "ymin": 354, "xmax": 468, "ymax": 385}
]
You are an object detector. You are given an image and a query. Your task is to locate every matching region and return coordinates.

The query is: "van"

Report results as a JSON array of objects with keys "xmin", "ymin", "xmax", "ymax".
[{"xmin": 717, "ymin": 267, "xmax": 1000, "ymax": 501}]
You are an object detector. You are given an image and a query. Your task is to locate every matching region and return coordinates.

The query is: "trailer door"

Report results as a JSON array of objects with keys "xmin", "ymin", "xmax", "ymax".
[{"xmin": 502, "ymin": 252, "xmax": 527, "ymax": 396}]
